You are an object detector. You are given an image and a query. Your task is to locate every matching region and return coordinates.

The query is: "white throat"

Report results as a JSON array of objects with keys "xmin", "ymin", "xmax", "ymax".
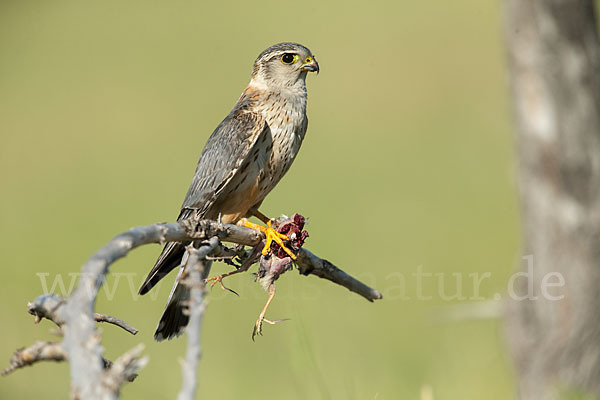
[{"xmin": 248, "ymin": 74, "xmax": 307, "ymax": 100}]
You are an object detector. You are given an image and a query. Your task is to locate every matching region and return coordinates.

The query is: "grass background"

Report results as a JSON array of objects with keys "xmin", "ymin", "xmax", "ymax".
[{"xmin": 0, "ymin": 1, "xmax": 518, "ymax": 398}]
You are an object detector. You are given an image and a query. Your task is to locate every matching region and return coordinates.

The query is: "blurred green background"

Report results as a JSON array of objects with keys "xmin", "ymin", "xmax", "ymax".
[{"xmin": 0, "ymin": 1, "xmax": 518, "ymax": 399}]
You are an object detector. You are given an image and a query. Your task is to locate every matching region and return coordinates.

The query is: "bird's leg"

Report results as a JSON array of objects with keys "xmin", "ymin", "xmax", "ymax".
[
  {"xmin": 252, "ymin": 209, "xmax": 271, "ymax": 224},
  {"xmin": 204, "ymin": 246, "xmax": 261, "ymax": 295},
  {"xmin": 204, "ymin": 269, "xmax": 242, "ymax": 296},
  {"xmin": 242, "ymin": 211, "xmax": 297, "ymax": 260},
  {"xmin": 252, "ymin": 283, "xmax": 286, "ymax": 340}
]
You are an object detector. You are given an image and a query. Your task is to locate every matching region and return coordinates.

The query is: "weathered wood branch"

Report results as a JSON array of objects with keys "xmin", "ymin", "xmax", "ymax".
[
  {"xmin": 26, "ymin": 293, "xmax": 138, "ymax": 335},
  {"xmin": 177, "ymin": 238, "xmax": 218, "ymax": 400},
  {"xmin": 2, "ymin": 341, "xmax": 66, "ymax": 376},
  {"xmin": 94, "ymin": 313, "xmax": 139, "ymax": 336},
  {"xmin": 101, "ymin": 345, "xmax": 148, "ymax": 394},
  {"xmin": 1, "ymin": 339, "xmax": 140, "ymax": 383},
  {"xmin": 6, "ymin": 217, "xmax": 382, "ymax": 399},
  {"xmin": 296, "ymin": 248, "xmax": 382, "ymax": 301},
  {"xmin": 4, "ymin": 294, "xmax": 141, "ymax": 384}
]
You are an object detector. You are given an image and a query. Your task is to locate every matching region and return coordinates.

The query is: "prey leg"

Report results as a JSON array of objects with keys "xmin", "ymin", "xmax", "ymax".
[{"xmin": 252, "ymin": 284, "xmax": 287, "ymax": 340}]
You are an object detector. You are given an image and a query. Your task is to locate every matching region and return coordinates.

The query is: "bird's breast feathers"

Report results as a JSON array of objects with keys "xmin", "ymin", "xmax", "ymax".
[
  {"xmin": 184, "ymin": 82, "xmax": 308, "ymax": 222},
  {"xmin": 259, "ymin": 90, "xmax": 307, "ymax": 186}
]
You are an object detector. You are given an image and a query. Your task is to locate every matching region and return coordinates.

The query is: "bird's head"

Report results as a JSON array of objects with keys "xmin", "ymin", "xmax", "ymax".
[{"xmin": 251, "ymin": 42, "xmax": 319, "ymax": 91}]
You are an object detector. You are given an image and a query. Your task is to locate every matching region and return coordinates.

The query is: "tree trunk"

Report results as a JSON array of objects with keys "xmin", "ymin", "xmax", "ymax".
[{"xmin": 504, "ymin": 1, "xmax": 600, "ymax": 399}]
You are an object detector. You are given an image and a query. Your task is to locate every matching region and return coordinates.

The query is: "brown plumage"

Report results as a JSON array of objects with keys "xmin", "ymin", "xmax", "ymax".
[{"xmin": 139, "ymin": 42, "xmax": 319, "ymax": 341}]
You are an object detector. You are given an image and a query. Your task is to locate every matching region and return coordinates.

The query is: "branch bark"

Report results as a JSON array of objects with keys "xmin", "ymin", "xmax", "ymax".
[
  {"xmin": 8, "ymin": 217, "xmax": 381, "ymax": 399},
  {"xmin": 296, "ymin": 248, "xmax": 382, "ymax": 301},
  {"xmin": 25, "ymin": 292, "xmax": 138, "ymax": 335},
  {"xmin": 2, "ymin": 341, "xmax": 66, "ymax": 376},
  {"xmin": 2, "ymin": 340, "xmax": 140, "ymax": 384},
  {"xmin": 93, "ymin": 313, "xmax": 138, "ymax": 336},
  {"xmin": 177, "ymin": 238, "xmax": 218, "ymax": 400}
]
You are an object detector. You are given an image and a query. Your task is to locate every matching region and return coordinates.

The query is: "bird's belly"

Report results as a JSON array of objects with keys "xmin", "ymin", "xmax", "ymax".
[{"xmin": 211, "ymin": 159, "xmax": 264, "ymax": 224}]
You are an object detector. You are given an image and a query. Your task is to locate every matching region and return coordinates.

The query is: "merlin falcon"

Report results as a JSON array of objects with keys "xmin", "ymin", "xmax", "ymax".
[{"xmin": 139, "ymin": 42, "xmax": 319, "ymax": 341}]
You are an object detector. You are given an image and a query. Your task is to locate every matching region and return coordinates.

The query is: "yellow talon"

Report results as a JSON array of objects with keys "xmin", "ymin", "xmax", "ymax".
[{"xmin": 242, "ymin": 219, "xmax": 297, "ymax": 260}]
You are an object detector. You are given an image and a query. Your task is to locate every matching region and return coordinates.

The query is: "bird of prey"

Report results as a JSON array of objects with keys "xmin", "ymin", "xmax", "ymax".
[{"xmin": 138, "ymin": 42, "xmax": 319, "ymax": 341}]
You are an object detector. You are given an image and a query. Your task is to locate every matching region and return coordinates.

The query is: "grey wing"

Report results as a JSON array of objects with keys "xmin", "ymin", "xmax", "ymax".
[
  {"xmin": 138, "ymin": 109, "xmax": 267, "ymax": 295},
  {"xmin": 180, "ymin": 110, "xmax": 268, "ymax": 216}
]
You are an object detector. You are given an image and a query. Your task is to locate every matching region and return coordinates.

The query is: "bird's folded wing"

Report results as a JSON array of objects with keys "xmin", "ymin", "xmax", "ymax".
[
  {"xmin": 139, "ymin": 107, "xmax": 268, "ymax": 295},
  {"xmin": 181, "ymin": 108, "xmax": 269, "ymax": 216}
]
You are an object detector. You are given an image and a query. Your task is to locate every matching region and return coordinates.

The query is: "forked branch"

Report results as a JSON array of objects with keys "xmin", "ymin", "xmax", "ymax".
[{"xmin": 5, "ymin": 216, "xmax": 382, "ymax": 399}]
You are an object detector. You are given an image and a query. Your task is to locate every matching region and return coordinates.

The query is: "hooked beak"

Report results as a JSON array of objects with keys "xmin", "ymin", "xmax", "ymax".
[{"xmin": 301, "ymin": 56, "xmax": 320, "ymax": 74}]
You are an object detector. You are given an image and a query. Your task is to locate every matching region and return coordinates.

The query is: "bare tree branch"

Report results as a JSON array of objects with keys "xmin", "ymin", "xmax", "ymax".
[
  {"xmin": 296, "ymin": 248, "xmax": 383, "ymax": 301},
  {"xmin": 177, "ymin": 237, "xmax": 219, "ymax": 400},
  {"xmin": 94, "ymin": 314, "xmax": 138, "ymax": 336},
  {"xmin": 6, "ymin": 216, "xmax": 381, "ymax": 399},
  {"xmin": 26, "ymin": 293, "xmax": 138, "ymax": 335},
  {"xmin": 27, "ymin": 293, "xmax": 67, "ymax": 326},
  {"xmin": 102, "ymin": 345, "xmax": 148, "ymax": 395},
  {"xmin": 1, "ymin": 340, "xmax": 140, "ymax": 384},
  {"xmin": 2, "ymin": 341, "xmax": 66, "ymax": 376}
]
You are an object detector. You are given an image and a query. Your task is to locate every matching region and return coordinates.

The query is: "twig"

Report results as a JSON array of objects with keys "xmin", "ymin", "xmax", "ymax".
[
  {"xmin": 94, "ymin": 313, "xmax": 138, "ymax": 335},
  {"xmin": 177, "ymin": 237, "xmax": 219, "ymax": 400},
  {"xmin": 1, "ymin": 340, "xmax": 142, "ymax": 384},
  {"xmin": 296, "ymin": 249, "xmax": 383, "ymax": 301},
  {"xmin": 102, "ymin": 345, "xmax": 148, "ymax": 395},
  {"xmin": 26, "ymin": 293, "xmax": 138, "ymax": 335},
  {"xmin": 10, "ymin": 217, "xmax": 380, "ymax": 399},
  {"xmin": 2, "ymin": 341, "xmax": 66, "ymax": 376}
]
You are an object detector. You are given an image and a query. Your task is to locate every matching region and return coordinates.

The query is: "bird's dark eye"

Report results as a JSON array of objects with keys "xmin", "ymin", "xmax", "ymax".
[{"xmin": 281, "ymin": 53, "xmax": 298, "ymax": 64}]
